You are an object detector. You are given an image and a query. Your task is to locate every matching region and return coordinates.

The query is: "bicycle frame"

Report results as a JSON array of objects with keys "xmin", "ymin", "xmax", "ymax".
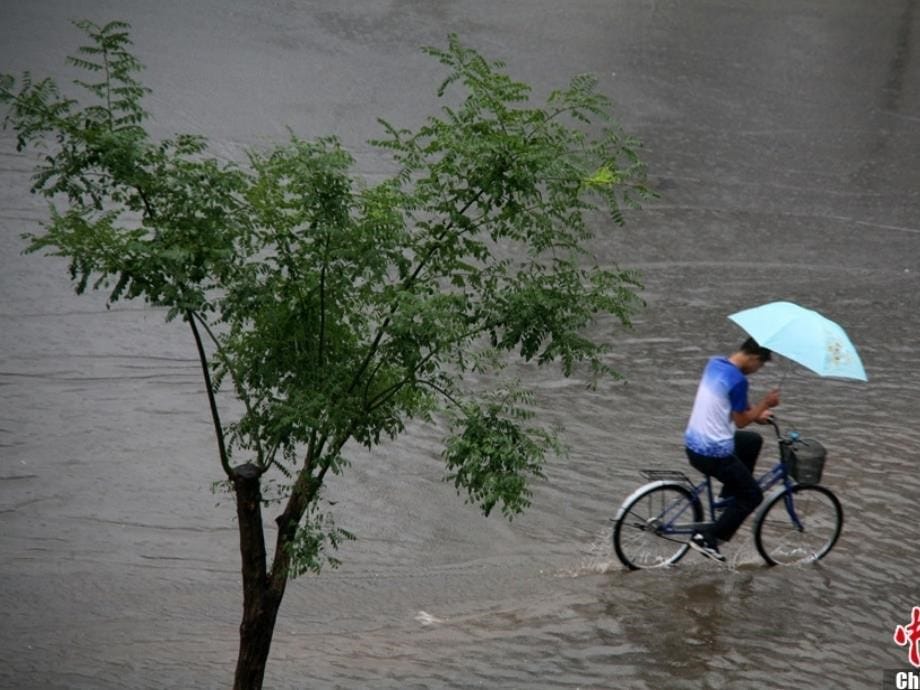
[{"xmin": 650, "ymin": 421, "xmax": 801, "ymax": 538}]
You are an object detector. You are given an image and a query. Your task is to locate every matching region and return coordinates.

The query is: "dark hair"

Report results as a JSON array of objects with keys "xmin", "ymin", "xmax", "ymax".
[{"xmin": 739, "ymin": 337, "xmax": 772, "ymax": 362}]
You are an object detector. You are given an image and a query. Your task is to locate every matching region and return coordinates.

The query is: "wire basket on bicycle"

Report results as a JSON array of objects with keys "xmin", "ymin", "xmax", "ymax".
[{"xmin": 782, "ymin": 438, "xmax": 827, "ymax": 484}]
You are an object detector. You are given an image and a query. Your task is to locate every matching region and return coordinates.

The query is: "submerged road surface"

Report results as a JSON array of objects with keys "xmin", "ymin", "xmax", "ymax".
[{"xmin": 1, "ymin": 1, "xmax": 918, "ymax": 688}]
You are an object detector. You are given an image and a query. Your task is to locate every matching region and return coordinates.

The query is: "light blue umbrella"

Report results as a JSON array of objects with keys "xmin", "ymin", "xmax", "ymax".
[{"xmin": 728, "ymin": 301, "xmax": 868, "ymax": 382}]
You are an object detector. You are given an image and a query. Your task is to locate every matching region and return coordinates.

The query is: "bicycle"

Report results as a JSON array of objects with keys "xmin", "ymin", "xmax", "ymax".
[{"xmin": 612, "ymin": 418, "xmax": 844, "ymax": 569}]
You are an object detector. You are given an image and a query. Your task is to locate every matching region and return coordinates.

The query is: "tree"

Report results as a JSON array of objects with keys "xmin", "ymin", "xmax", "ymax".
[{"xmin": 1, "ymin": 20, "xmax": 652, "ymax": 688}]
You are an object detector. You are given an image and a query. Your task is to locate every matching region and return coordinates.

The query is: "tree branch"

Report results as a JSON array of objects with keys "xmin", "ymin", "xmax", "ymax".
[
  {"xmin": 417, "ymin": 379, "xmax": 465, "ymax": 411},
  {"xmin": 318, "ymin": 232, "xmax": 330, "ymax": 370},
  {"xmin": 192, "ymin": 312, "xmax": 266, "ymax": 469},
  {"xmin": 363, "ymin": 318, "xmax": 499, "ymax": 413},
  {"xmin": 345, "ymin": 187, "xmax": 488, "ymax": 396},
  {"xmin": 100, "ymin": 40, "xmax": 114, "ymax": 128},
  {"xmin": 267, "ymin": 428, "xmax": 330, "ymax": 587},
  {"xmin": 187, "ymin": 309, "xmax": 234, "ymax": 478}
]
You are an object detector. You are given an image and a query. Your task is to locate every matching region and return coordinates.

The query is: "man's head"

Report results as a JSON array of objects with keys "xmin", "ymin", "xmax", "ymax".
[{"xmin": 733, "ymin": 337, "xmax": 772, "ymax": 374}]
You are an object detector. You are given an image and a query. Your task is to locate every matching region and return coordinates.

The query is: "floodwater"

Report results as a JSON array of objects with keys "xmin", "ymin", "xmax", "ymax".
[{"xmin": 1, "ymin": 1, "xmax": 918, "ymax": 688}]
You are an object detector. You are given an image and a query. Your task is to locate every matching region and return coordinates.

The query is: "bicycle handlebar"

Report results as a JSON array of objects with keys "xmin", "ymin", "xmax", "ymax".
[
  {"xmin": 765, "ymin": 415, "xmax": 781, "ymax": 438},
  {"xmin": 764, "ymin": 415, "xmax": 804, "ymax": 444}
]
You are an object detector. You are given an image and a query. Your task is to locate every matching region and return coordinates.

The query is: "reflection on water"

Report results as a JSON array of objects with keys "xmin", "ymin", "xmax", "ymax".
[{"xmin": 1, "ymin": 0, "xmax": 919, "ymax": 688}]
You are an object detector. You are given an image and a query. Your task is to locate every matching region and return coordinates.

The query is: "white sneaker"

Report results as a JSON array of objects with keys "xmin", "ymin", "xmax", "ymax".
[{"xmin": 689, "ymin": 532, "xmax": 726, "ymax": 562}]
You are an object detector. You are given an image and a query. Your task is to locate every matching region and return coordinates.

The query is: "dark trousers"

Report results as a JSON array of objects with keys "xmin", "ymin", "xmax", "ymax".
[{"xmin": 685, "ymin": 431, "xmax": 764, "ymax": 542}]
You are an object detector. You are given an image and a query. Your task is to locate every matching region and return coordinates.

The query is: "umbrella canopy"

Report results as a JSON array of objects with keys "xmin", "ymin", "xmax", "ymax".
[{"xmin": 728, "ymin": 301, "xmax": 868, "ymax": 381}]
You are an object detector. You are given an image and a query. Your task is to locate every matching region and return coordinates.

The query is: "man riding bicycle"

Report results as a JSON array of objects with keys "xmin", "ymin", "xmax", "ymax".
[{"xmin": 684, "ymin": 338, "xmax": 781, "ymax": 561}]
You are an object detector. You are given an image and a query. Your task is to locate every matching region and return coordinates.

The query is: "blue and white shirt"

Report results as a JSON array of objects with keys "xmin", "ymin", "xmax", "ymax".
[{"xmin": 684, "ymin": 357, "xmax": 749, "ymax": 457}]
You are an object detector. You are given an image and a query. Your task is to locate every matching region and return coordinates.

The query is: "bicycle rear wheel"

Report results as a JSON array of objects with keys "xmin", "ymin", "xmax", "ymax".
[
  {"xmin": 753, "ymin": 485, "xmax": 843, "ymax": 566},
  {"xmin": 613, "ymin": 483, "xmax": 703, "ymax": 570}
]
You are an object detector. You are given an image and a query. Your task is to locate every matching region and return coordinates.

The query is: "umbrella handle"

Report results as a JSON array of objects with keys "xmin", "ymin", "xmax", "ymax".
[{"xmin": 777, "ymin": 357, "xmax": 790, "ymax": 390}]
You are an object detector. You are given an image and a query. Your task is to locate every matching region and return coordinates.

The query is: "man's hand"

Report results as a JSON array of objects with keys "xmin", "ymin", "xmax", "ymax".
[
  {"xmin": 754, "ymin": 388, "xmax": 780, "ymax": 424},
  {"xmin": 733, "ymin": 388, "xmax": 781, "ymax": 428}
]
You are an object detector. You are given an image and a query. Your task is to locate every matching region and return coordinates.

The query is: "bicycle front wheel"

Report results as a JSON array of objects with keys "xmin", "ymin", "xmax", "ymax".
[
  {"xmin": 754, "ymin": 485, "xmax": 843, "ymax": 566},
  {"xmin": 613, "ymin": 484, "xmax": 703, "ymax": 570}
]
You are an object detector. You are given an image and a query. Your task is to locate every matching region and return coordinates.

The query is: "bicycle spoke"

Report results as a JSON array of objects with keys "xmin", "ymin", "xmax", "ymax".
[
  {"xmin": 613, "ymin": 484, "xmax": 702, "ymax": 569},
  {"xmin": 754, "ymin": 485, "xmax": 843, "ymax": 566}
]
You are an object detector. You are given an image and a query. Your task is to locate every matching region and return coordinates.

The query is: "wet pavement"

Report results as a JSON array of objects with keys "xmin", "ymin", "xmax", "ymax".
[{"xmin": 1, "ymin": 1, "xmax": 919, "ymax": 688}]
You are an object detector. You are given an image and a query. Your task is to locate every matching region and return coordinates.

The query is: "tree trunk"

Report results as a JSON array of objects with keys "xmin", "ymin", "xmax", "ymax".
[{"xmin": 232, "ymin": 463, "xmax": 286, "ymax": 690}]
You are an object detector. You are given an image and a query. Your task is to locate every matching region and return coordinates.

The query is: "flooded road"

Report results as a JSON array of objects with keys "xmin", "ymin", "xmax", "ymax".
[{"xmin": 1, "ymin": 1, "xmax": 918, "ymax": 688}]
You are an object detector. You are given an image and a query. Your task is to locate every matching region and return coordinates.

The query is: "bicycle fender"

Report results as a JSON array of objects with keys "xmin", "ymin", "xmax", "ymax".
[{"xmin": 614, "ymin": 480, "xmax": 693, "ymax": 520}]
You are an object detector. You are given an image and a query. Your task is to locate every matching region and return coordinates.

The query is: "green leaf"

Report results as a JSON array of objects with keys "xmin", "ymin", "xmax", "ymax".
[{"xmin": 584, "ymin": 165, "xmax": 621, "ymax": 188}]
